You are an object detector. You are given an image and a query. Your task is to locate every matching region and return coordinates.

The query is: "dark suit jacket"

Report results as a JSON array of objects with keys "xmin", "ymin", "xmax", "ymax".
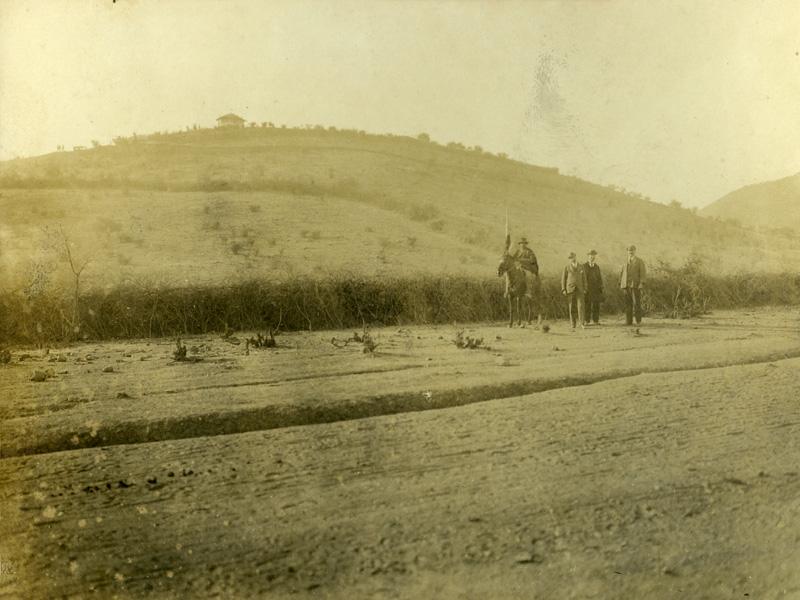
[{"xmin": 584, "ymin": 262, "xmax": 604, "ymax": 298}]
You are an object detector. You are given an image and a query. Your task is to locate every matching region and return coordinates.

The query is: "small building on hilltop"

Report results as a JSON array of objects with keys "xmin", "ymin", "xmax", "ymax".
[{"xmin": 216, "ymin": 113, "xmax": 246, "ymax": 128}]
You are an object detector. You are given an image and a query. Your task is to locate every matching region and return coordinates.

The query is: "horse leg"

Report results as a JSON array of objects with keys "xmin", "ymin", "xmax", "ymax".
[
  {"xmin": 511, "ymin": 296, "xmax": 519, "ymax": 327},
  {"xmin": 507, "ymin": 297, "xmax": 513, "ymax": 328},
  {"xmin": 511, "ymin": 297, "xmax": 517, "ymax": 326}
]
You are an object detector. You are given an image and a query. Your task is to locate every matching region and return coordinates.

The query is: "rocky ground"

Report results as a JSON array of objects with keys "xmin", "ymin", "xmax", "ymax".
[{"xmin": 1, "ymin": 308, "xmax": 799, "ymax": 599}]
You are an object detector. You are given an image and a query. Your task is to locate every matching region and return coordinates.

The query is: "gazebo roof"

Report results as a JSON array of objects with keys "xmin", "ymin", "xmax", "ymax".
[{"xmin": 216, "ymin": 113, "xmax": 245, "ymax": 121}]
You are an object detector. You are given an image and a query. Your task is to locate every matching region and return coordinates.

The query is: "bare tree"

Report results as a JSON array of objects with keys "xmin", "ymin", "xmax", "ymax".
[{"xmin": 59, "ymin": 226, "xmax": 90, "ymax": 338}]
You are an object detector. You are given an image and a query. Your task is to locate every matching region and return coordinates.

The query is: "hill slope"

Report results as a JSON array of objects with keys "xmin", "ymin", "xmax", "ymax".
[
  {"xmin": 701, "ymin": 172, "xmax": 800, "ymax": 233},
  {"xmin": 0, "ymin": 126, "xmax": 796, "ymax": 292}
]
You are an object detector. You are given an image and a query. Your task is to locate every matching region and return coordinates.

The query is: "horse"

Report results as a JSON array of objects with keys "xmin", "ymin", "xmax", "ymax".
[{"xmin": 498, "ymin": 252, "xmax": 533, "ymax": 327}]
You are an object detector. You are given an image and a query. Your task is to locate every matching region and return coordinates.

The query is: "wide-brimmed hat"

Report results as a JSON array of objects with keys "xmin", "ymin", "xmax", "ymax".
[
  {"xmin": 568, "ymin": 252, "xmax": 576, "ymax": 259},
  {"xmin": 518, "ymin": 237, "xmax": 529, "ymax": 245},
  {"xmin": 587, "ymin": 249, "xmax": 598, "ymax": 256},
  {"xmin": 626, "ymin": 244, "xmax": 637, "ymax": 251}
]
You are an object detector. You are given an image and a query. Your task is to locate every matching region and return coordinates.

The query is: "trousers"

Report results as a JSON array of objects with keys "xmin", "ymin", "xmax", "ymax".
[
  {"xmin": 566, "ymin": 292, "xmax": 585, "ymax": 328},
  {"xmin": 624, "ymin": 287, "xmax": 643, "ymax": 325},
  {"xmin": 585, "ymin": 295, "xmax": 601, "ymax": 324}
]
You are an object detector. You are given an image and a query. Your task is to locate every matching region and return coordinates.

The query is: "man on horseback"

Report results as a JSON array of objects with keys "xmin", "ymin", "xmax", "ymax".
[
  {"xmin": 512, "ymin": 237, "xmax": 542, "ymax": 324},
  {"xmin": 498, "ymin": 234, "xmax": 542, "ymax": 327},
  {"xmin": 513, "ymin": 237, "xmax": 538, "ymax": 275}
]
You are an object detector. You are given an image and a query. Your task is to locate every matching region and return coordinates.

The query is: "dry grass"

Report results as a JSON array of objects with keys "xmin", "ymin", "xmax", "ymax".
[{"xmin": 2, "ymin": 126, "xmax": 797, "ymax": 287}]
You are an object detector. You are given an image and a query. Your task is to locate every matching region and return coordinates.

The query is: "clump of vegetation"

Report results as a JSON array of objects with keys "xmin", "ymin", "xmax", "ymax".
[
  {"xmin": 453, "ymin": 330, "xmax": 487, "ymax": 350},
  {"xmin": 429, "ymin": 219, "xmax": 445, "ymax": 232},
  {"xmin": 1, "ymin": 348, "xmax": 12, "ymax": 364},
  {"xmin": 173, "ymin": 338, "xmax": 188, "ymax": 361},
  {"xmin": 171, "ymin": 337, "xmax": 204, "ymax": 362},
  {"xmin": 246, "ymin": 329, "xmax": 277, "ymax": 349},
  {"xmin": 172, "ymin": 339, "xmax": 203, "ymax": 363},
  {"xmin": 645, "ymin": 254, "xmax": 711, "ymax": 318},
  {"xmin": 359, "ymin": 330, "xmax": 378, "ymax": 353},
  {"xmin": 331, "ymin": 328, "xmax": 378, "ymax": 353},
  {"xmin": 30, "ymin": 368, "xmax": 55, "ymax": 382}
]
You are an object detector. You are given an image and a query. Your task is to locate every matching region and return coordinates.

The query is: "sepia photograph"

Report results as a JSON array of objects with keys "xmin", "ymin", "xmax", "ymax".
[{"xmin": 1, "ymin": 1, "xmax": 799, "ymax": 598}]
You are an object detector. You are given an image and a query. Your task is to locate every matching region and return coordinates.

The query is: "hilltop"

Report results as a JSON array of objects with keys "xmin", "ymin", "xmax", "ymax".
[
  {"xmin": 1, "ymin": 125, "xmax": 796, "ymax": 292},
  {"xmin": 701, "ymin": 172, "xmax": 800, "ymax": 234}
]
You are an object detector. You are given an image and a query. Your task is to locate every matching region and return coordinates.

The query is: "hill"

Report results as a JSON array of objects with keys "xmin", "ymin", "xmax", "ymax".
[
  {"xmin": 701, "ymin": 172, "xmax": 800, "ymax": 234},
  {"xmin": 1, "ymin": 126, "xmax": 797, "ymax": 294}
]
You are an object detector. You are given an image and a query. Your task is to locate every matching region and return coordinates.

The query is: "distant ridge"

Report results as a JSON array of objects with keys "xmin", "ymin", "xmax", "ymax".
[{"xmin": 701, "ymin": 172, "xmax": 800, "ymax": 233}]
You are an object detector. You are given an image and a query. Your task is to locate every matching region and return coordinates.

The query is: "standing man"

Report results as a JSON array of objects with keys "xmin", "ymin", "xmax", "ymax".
[
  {"xmin": 512, "ymin": 237, "xmax": 542, "ymax": 325},
  {"xmin": 561, "ymin": 252, "xmax": 587, "ymax": 330},
  {"xmin": 584, "ymin": 250, "xmax": 604, "ymax": 325},
  {"xmin": 619, "ymin": 244, "xmax": 646, "ymax": 325}
]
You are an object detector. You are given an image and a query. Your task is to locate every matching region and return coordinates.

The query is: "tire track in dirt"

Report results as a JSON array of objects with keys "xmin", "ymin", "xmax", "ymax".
[{"xmin": 4, "ymin": 347, "xmax": 800, "ymax": 459}]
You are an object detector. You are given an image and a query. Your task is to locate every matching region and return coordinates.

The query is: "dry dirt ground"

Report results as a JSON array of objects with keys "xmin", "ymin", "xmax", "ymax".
[{"xmin": 1, "ymin": 308, "xmax": 799, "ymax": 599}]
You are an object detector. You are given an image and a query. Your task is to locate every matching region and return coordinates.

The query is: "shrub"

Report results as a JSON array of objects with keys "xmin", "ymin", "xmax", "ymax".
[
  {"xmin": 1, "ymin": 267, "xmax": 799, "ymax": 344},
  {"xmin": 645, "ymin": 254, "xmax": 711, "ymax": 318}
]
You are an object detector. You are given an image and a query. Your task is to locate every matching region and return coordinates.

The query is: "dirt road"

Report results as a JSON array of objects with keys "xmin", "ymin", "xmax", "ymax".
[{"xmin": 1, "ymin": 309, "xmax": 799, "ymax": 598}]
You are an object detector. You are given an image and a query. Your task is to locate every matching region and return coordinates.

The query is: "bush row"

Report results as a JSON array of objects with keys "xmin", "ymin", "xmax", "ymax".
[{"xmin": 2, "ymin": 268, "xmax": 799, "ymax": 345}]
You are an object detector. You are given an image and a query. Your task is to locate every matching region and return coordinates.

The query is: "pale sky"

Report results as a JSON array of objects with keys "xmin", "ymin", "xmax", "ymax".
[{"xmin": 1, "ymin": 0, "xmax": 798, "ymax": 207}]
